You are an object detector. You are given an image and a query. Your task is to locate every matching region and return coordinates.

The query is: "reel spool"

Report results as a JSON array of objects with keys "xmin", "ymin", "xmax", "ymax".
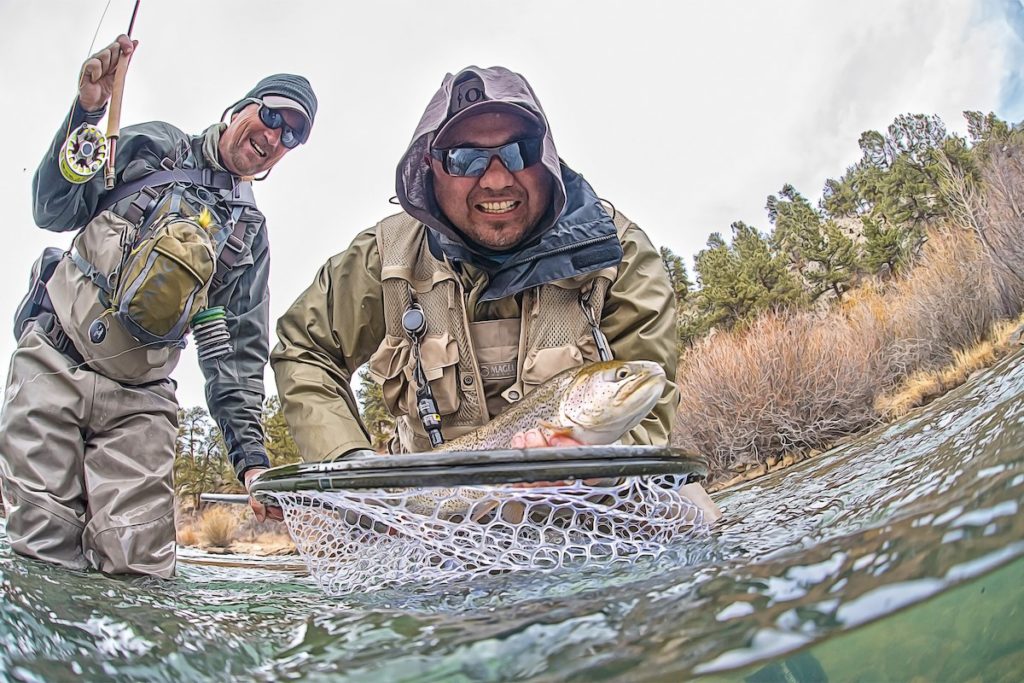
[{"xmin": 59, "ymin": 123, "xmax": 108, "ymax": 184}]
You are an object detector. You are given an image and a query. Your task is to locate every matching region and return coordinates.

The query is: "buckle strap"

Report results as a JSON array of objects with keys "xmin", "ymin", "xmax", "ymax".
[
  {"xmin": 70, "ymin": 248, "xmax": 112, "ymax": 296},
  {"xmin": 37, "ymin": 313, "xmax": 87, "ymax": 367},
  {"xmin": 211, "ymin": 218, "xmax": 250, "ymax": 289},
  {"xmin": 122, "ymin": 186, "xmax": 161, "ymax": 225},
  {"xmin": 93, "ymin": 168, "xmax": 236, "ymax": 217}
]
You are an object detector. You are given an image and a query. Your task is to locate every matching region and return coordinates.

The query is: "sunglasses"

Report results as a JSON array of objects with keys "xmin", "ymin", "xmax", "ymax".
[
  {"xmin": 256, "ymin": 102, "xmax": 307, "ymax": 149},
  {"xmin": 430, "ymin": 137, "xmax": 543, "ymax": 177}
]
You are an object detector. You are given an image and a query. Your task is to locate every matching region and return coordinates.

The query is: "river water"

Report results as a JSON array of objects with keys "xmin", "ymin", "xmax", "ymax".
[{"xmin": 2, "ymin": 348, "xmax": 1023, "ymax": 681}]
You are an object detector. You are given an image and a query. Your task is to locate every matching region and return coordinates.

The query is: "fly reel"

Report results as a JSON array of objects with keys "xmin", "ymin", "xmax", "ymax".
[{"xmin": 59, "ymin": 123, "xmax": 108, "ymax": 184}]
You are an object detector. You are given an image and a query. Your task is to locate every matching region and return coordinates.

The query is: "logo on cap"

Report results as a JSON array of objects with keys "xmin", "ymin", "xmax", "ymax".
[{"xmin": 451, "ymin": 76, "xmax": 485, "ymax": 115}]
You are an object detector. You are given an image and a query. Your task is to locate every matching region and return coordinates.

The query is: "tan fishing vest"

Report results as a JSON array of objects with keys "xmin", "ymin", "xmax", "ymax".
[
  {"xmin": 48, "ymin": 210, "xmax": 181, "ymax": 384},
  {"xmin": 367, "ymin": 212, "xmax": 629, "ymax": 453}
]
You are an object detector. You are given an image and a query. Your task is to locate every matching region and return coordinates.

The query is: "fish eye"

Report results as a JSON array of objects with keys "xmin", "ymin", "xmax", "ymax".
[{"xmin": 615, "ymin": 367, "xmax": 631, "ymax": 380}]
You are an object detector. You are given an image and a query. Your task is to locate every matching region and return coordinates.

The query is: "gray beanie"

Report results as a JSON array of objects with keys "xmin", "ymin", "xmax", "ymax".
[{"xmin": 227, "ymin": 73, "xmax": 317, "ymax": 139}]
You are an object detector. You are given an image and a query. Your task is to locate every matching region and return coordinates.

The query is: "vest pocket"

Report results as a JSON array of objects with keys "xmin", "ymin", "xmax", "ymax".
[
  {"xmin": 521, "ymin": 345, "xmax": 584, "ymax": 394},
  {"xmin": 367, "ymin": 333, "xmax": 462, "ymax": 417}
]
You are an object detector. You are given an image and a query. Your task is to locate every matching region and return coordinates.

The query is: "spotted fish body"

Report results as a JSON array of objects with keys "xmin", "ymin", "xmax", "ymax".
[{"xmin": 402, "ymin": 360, "xmax": 668, "ymax": 518}]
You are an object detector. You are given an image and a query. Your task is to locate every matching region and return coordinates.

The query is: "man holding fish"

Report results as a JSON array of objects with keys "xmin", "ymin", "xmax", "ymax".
[{"xmin": 266, "ymin": 66, "xmax": 719, "ymax": 521}]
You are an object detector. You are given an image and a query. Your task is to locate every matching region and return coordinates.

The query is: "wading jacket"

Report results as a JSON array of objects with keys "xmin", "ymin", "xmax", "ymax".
[
  {"xmin": 272, "ymin": 175, "xmax": 679, "ymax": 458},
  {"xmin": 31, "ymin": 100, "xmax": 272, "ymax": 480}
]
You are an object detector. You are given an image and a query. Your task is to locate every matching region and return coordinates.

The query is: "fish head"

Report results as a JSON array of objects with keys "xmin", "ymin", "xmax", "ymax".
[{"xmin": 558, "ymin": 360, "xmax": 667, "ymax": 444}]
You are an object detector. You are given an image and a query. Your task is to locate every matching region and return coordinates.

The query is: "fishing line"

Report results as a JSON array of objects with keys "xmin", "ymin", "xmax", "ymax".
[
  {"xmin": 17, "ymin": 338, "xmax": 176, "ymax": 389},
  {"xmin": 62, "ymin": 0, "xmax": 115, "ymax": 163}
]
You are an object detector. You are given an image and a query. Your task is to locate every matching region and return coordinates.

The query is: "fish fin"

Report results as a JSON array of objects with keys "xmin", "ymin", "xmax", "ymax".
[
  {"xmin": 539, "ymin": 421, "xmax": 574, "ymax": 441},
  {"xmin": 469, "ymin": 499, "xmax": 500, "ymax": 524}
]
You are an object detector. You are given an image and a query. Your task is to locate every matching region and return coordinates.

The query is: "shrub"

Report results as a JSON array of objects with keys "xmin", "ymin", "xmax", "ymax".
[
  {"xmin": 674, "ymin": 309, "xmax": 885, "ymax": 475},
  {"xmin": 199, "ymin": 506, "xmax": 238, "ymax": 548}
]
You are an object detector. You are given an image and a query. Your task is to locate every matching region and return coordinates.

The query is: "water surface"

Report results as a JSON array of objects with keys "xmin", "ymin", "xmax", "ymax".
[{"xmin": 2, "ymin": 348, "xmax": 1023, "ymax": 681}]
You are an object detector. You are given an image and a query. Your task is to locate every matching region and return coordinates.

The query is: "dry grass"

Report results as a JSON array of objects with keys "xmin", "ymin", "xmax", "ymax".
[
  {"xmin": 676, "ymin": 139, "xmax": 1024, "ymax": 486},
  {"xmin": 674, "ymin": 310, "xmax": 886, "ymax": 474},
  {"xmin": 887, "ymin": 229, "xmax": 999, "ymax": 372},
  {"xmin": 177, "ymin": 525, "xmax": 199, "ymax": 547},
  {"xmin": 876, "ymin": 313, "xmax": 1024, "ymax": 419},
  {"xmin": 230, "ymin": 532, "xmax": 297, "ymax": 556},
  {"xmin": 199, "ymin": 506, "xmax": 238, "ymax": 548}
]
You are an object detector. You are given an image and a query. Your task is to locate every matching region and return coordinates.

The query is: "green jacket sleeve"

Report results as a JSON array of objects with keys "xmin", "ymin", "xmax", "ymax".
[
  {"xmin": 602, "ymin": 221, "xmax": 680, "ymax": 446},
  {"xmin": 271, "ymin": 228, "xmax": 386, "ymax": 461}
]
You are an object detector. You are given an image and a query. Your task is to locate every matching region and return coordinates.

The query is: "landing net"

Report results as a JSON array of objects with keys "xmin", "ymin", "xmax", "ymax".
[{"xmin": 253, "ymin": 447, "xmax": 709, "ymax": 596}]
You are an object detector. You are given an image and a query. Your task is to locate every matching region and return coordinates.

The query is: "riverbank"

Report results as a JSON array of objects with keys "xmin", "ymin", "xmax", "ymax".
[
  {"xmin": 176, "ymin": 504, "xmax": 296, "ymax": 555},
  {"xmin": 707, "ymin": 313, "xmax": 1024, "ymax": 493}
]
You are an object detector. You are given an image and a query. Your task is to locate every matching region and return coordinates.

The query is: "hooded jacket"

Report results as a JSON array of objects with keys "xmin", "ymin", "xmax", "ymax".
[
  {"xmin": 273, "ymin": 66, "xmax": 679, "ymax": 458},
  {"xmin": 395, "ymin": 66, "xmax": 623, "ymax": 302}
]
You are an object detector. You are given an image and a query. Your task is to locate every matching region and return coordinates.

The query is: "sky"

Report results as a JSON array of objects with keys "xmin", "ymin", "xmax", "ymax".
[{"xmin": 0, "ymin": 0, "xmax": 1022, "ymax": 411}]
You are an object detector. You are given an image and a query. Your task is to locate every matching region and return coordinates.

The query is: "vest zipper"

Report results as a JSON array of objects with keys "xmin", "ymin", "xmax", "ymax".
[{"xmin": 512, "ymin": 233, "xmax": 617, "ymax": 268}]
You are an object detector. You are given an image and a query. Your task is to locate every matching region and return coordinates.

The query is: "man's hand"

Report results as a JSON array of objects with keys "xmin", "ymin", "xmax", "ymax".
[
  {"xmin": 509, "ymin": 428, "xmax": 584, "ymax": 488},
  {"xmin": 243, "ymin": 467, "xmax": 283, "ymax": 523},
  {"xmin": 509, "ymin": 428, "xmax": 583, "ymax": 449},
  {"xmin": 78, "ymin": 35, "xmax": 137, "ymax": 112}
]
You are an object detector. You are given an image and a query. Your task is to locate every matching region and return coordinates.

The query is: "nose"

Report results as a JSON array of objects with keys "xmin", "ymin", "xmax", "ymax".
[
  {"xmin": 264, "ymin": 125, "xmax": 285, "ymax": 151},
  {"xmin": 478, "ymin": 155, "xmax": 514, "ymax": 190}
]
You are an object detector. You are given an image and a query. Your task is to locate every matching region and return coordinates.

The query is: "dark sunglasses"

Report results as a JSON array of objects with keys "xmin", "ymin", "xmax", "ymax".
[
  {"xmin": 257, "ymin": 103, "xmax": 307, "ymax": 149},
  {"xmin": 430, "ymin": 137, "xmax": 543, "ymax": 177}
]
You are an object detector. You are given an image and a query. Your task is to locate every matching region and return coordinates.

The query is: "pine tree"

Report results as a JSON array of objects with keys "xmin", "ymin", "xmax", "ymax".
[
  {"xmin": 860, "ymin": 216, "xmax": 920, "ymax": 277},
  {"xmin": 692, "ymin": 223, "xmax": 802, "ymax": 333},
  {"xmin": 174, "ymin": 406, "xmax": 229, "ymax": 509},
  {"xmin": 769, "ymin": 185, "xmax": 858, "ymax": 300},
  {"xmin": 356, "ymin": 366, "xmax": 395, "ymax": 451},
  {"xmin": 262, "ymin": 396, "xmax": 301, "ymax": 467},
  {"xmin": 659, "ymin": 246, "xmax": 692, "ymax": 307}
]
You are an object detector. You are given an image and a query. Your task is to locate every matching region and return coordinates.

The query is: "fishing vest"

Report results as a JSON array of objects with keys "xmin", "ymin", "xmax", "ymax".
[
  {"xmin": 46, "ymin": 163, "xmax": 263, "ymax": 385},
  {"xmin": 367, "ymin": 212, "xmax": 629, "ymax": 453}
]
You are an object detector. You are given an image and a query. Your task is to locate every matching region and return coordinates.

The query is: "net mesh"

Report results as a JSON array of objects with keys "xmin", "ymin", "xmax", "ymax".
[{"xmin": 268, "ymin": 474, "xmax": 708, "ymax": 596}]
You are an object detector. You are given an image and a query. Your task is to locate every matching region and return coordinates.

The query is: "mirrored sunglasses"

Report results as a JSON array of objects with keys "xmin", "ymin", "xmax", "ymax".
[
  {"xmin": 257, "ymin": 103, "xmax": 307, "ymax": 149},
  {"xmin": 430, "ymin": 137, "xmax": 543, "ymax": 177}
]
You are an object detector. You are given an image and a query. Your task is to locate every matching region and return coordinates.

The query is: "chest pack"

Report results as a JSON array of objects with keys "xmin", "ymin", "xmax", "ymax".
[
  {"xmin": 71, "ymin": 165, "xmax": 257, "ymax": 349},
  {"xmin": 95, "ymin": 187, "xmax": 217, "ymax": 346}
]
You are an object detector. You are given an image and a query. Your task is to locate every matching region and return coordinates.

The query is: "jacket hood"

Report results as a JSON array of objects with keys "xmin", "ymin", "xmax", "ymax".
[{"xmin": 395, "ymin": 66, "xmax": 567, "ymax": 248}]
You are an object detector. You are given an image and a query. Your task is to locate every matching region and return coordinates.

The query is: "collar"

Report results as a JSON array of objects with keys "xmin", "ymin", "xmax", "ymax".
[
  {"xmin": 428, "ymin": 163, "xmax": 622, "ymax": 302},
  {"xmin": 201, "ymin": 123, "xmax": 232, "ymax": 174}
]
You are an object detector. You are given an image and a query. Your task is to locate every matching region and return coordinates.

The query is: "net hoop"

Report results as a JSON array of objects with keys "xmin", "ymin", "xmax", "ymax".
[{"xmin": 249, "ymin": 445, "xmax": 707, "ymax": 502}]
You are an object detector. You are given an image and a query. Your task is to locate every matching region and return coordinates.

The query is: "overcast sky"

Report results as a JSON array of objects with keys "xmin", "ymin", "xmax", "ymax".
[{"xmin": 1, "ymin": 0, "xmax": 1022, "ymax": 411}]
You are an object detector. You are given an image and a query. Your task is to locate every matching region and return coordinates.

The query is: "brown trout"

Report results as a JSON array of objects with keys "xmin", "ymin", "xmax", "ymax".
[
  {"xmin": 440, "ymin": 359, "xmax": 666, "ymax": 451},
  {"xmin": 401, "ymin": 359, "xmax": 667, "ymax": 518}
]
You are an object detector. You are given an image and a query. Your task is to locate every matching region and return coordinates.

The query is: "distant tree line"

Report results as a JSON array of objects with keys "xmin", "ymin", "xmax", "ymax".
[
  {"xmin": 175, "ymin": 372, "xmax": 394, "ymax": 503},
  {"xmin": 660, "ymin": 111, "xmax": 1013, "ymax": 346}
]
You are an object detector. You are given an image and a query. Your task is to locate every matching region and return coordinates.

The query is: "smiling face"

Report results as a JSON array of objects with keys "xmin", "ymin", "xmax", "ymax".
[
  {"xmin": 431, "ymin": 111, "xmax": 554, "ymax": 250},
  {"xmin": 218, "ymin": 103, "xmax": 304, "ymax": 177}
]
